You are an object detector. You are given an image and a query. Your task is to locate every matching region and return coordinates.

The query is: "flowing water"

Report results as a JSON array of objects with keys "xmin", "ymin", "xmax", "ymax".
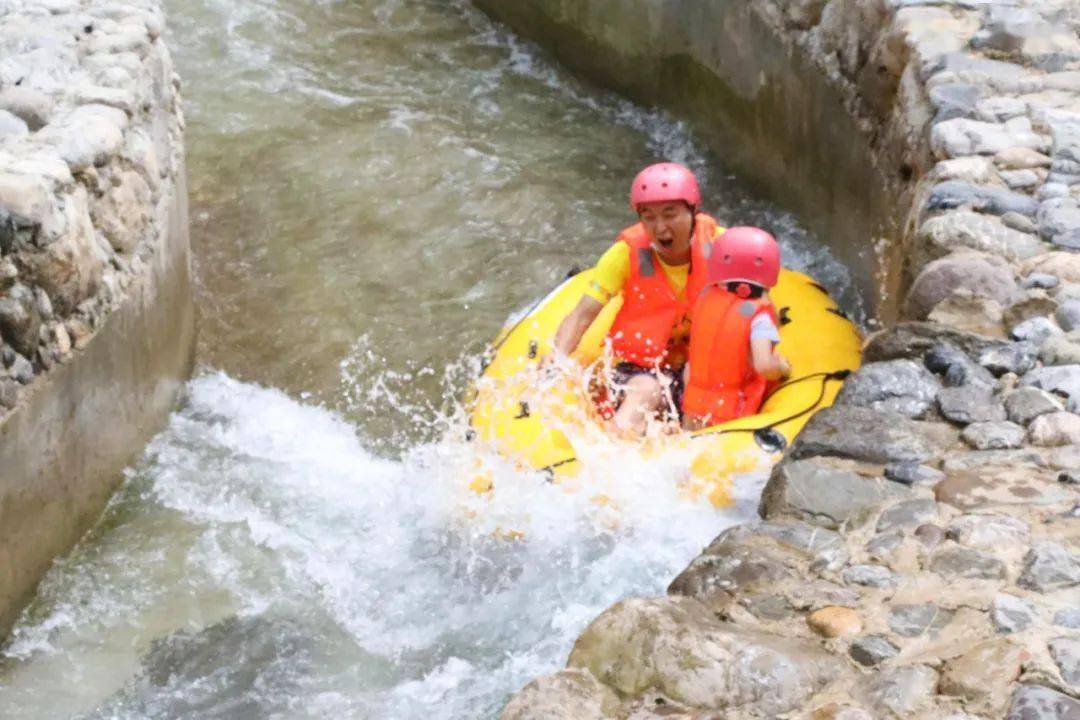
[{"xmin": 0, "ymin": 1, "xmax": 862, "ymax": 717}]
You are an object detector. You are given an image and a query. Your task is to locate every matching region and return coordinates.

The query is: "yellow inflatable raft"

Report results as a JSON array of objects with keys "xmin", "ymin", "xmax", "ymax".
[{"xmin": 469, "ymin": 268, "xmax": 862, "ymax": 506}]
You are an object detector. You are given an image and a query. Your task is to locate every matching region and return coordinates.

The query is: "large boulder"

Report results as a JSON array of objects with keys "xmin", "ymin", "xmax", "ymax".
[
  {"xmin": 834, "ymin": 360, "xmax": 941, "ymax": 418},
  {"xmin": 905, "ymin": 251, "xmax": 1017, "ymax": 320},
  {"xmin": 500, "ymin": 669, "xmax": 619, "ymax": 720},
  {"xmin": 788, "ymin": 405, "xmax": 958, "ymax": 465},
  {"xmin": 761, "ymin": 459, "xmax": 909, "ymax": 529},
  {"xmin": 864, "ymin": 322, "xmax": 1008, "ymax": 362},
  {"xmin": 567, "ymin": 597, "xmax": 846, "ymax": 715}
]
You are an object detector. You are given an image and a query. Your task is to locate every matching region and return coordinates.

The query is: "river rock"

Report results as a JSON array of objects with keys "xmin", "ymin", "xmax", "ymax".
[
  {"xmin": 925, "ymin": 343, "xmax": 995, "ymax": 388},
  {"xmin": 0, "ymin": 282, "xmax": 42, "ymax": 358},
  {"xmin": 889, "ymin": 604, "xmax": 955, "ymax": 637},
  {"xmin": 842, "ymin": 564, "xmax": 898, "ymax": 588},
  {"xmin": 915, "ymin": 523, "xmax": 946, "ymax": 549},
  {"xmin": 90, "ymin": 170, "xmax": 151, "ymax": 253},
  {"xmin": 884, "ymin": 462, "xmax": 944, "ymax": 486},
  {"xmin": 929, "ymin": 546, "xmax": 1007, "ymax": 580},
  {"xmin": 961, "ymin": 420, "xmax": 1026, "ymax": 449},
  {"xmin": 1022, "ymin": 252, "xmax": 1080, "ymax": 285},
  {"xmin": 865, "ymin": 322, "xmax": 1008, "ymax": 363},
  {"xmin": 1020, "ymin": 365, "xmax": 1080, "ymax": 403},
  {"xmin": 1005, "ymin": 290, "xmax": 1060, "ymax": 329},
  {"xmin": 807, "ymin": 606, "xmax": 862, "ymax": 638},
  {"xmin": 997, "ymin": 147, "xmax": 1053, "ymax": 170},
  {"xmin": 1011, "ymin": 316, "xmax": 1062, "ymax": 345},
  {"xmin": 992, "ymin": 594, "xmax": 1037, "ymax": 634},
  {"xmin": 925, "ymin": 181, "xmax": 1041, "ymax": 218},
  {"xmin": 567, "ymin": 597, "xmax": 845, "ymax": 715},
  {"xmin": 761, "ymin": 460, "xmax": 909, "ymax": 530},
  {"xmin": 1018, "ymin": 541, "xmax": 1080, "ymax": 593},
  {"xmin": 1040, "ymin": 334, "xmax": 1080, "ymax": 367},
  {"xmin": 929, "ymin": 156, "xmax": 1002, "ymax": 186},
  {"xmin": 867, "ymin": 531, "xmax": 905, "ymax": 563},
  {"xmin": 1055, "ymin": 609, "xmax": 1080, "ymax": 629},
  {"xmin": 835, "ymin": 360, "xmax": 941, "ymax": 417},
  {"xmin": 1029, "ymin": 411, "xmax": 1080, "ymax": 446},
  {"xmin": 788, "ymin": 405, "xmax": 958, "ymax": 465},
  {"xmin": 500, "ymin": 669, "xmax": 619, "ymax": 720},
  {"xmin": 948, "ymin": 514, "xmax": 1031, "ymax": 551},
  {"xmin": 930, "ymin": 82, "xmax": 982, "ymax": 122},
  {"xmin": 1056, "ymin": 300, "xmax": 1080, "ymax": 333},
  {"xmin": 906, "ymin": 251, "xmax": 1017, "ymax": 320},
  {"xmin": 940, "ymin": 638, "xmax": 1025, "ymax": 715},
  {"xmin": 981, "ymin": 341, "xmax": 1039, "ymax": 377},
  {"xmin": 1039, "ymin": 205, "xmax": 1080, "ymax": 243},
  {"xmin": 1049, "ymin": 637, "xmax": 1080, "ymax": 687},
  {"xmin": 860, "ymin": 665, "xmax": 939, "ymax": 717},
  {"xmin": 931, "ymin": 118, "xmax": 1043, "ymax": 158},
  {"xmin": 928, "ymin": 291, "xmax": 1005, "ymax": 337},
  {"xmin": 754, "ymin": 522, "xmax": 849, "ymax": 569},
  {"xmin": 1005, "ymin": 387, "xmax": 1065, "ymax": 425},
  {"xmin": 938, "ymin": 384, "xmax": 1006, "ymax": 424},
  {"xmin": 0, "ymin": 86, "xmax": 54, "ymax": 130},
  {"xmin": 667, "ymin": 530, "xmax": 797, "ymax": 602},
  {"xmin": 916, "ymin": 211, "xmax": 1044, "ymax": 268},
  {"xmin": 876, "ymin": 499, "xmax": 939, "ymax": 532},
  {"xmin": 1004, "ymin": 211, "xmax": 1039, "ymax": 234},
  {"xmin": 40, "ymin": 104, "xmax": 126, "ymax": 172},
  {"xmin": 1006, "ymin": 685, "xmax": 1080, "ymax": 719},
  {"xmin": 849, "ymin": 636, "xmax": 898, "ymax": 667},
  {"xmin": 1024, "ymin": 273, "xmax": 1061, "ymax": 291}
]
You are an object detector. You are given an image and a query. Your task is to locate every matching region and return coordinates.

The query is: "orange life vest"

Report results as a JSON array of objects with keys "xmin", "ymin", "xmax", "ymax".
[
  {"xmin": 607, "ymin": 214, "xmax": 719, "ymax": 368},
  {"xmin": 682, "ymin": 287, "xmax": 778, "ymax": 424}
]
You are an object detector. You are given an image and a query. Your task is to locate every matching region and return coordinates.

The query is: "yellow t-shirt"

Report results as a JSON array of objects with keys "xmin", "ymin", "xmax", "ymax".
[{"xmin": 584, "ymin": 242, "xmax": 690, "ymax": 305}]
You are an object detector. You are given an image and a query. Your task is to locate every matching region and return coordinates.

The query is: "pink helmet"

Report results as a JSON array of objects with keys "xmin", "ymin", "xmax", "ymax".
[
  {"xmin": 629, "ymin": 162, "xmax": 701, "ymax": 211},
  {"xmin": 709, "ymin": 227, "xmax": 781, "ymax": 289}
]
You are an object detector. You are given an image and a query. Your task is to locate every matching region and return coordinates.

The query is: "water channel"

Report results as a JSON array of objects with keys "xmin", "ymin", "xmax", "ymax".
[{"xmin": 1, "ymin": 0, "xmax": 862, "ymax": 717}]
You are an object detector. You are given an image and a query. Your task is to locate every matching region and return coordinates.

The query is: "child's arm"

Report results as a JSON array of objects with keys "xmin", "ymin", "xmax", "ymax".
[{"xmin": 751, "ymin": 337, "xmax": 791, "ymax": 381}]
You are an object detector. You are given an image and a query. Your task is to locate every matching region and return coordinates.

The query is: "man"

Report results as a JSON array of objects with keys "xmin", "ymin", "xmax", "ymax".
[{"xmin": 543, "ymin": 162, "xmax": 724, "ymax": 437}]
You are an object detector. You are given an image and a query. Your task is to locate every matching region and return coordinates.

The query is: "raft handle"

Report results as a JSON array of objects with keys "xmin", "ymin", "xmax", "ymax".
[
  {"xmin": 515, "ymin": 401, "xmax": 530, "ymax": 419},
  {"xmin": 528, "ymin": 340, "xmax": 538, "ymax": 359}
]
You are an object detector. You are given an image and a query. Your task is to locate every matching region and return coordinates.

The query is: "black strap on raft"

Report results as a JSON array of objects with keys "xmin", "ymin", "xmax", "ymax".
[{"xmin": 535, "ymin": 368, "xmax": 853, "ymax": 477}]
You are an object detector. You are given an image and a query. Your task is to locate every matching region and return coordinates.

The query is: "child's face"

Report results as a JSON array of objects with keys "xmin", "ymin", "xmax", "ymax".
[{"xmin": 638, "ymin": 201, "xmax": 694, "ymax": 262}]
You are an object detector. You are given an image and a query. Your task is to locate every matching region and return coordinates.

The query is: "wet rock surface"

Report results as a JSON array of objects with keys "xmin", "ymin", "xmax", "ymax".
[{"xmin": 0, "ymin": 0, "xmax": 182, "ymax": 415}]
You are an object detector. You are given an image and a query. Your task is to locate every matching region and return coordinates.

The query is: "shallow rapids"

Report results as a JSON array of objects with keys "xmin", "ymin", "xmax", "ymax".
[{"xmin": 1, "ymin": 0, "xmax": 860, "ymax": 717}]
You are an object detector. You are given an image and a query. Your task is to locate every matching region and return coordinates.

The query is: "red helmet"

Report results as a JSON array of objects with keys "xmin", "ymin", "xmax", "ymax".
[
  {"xmin": 709, "ymin": 227, "xmax": 781, "ymax": 288},
  {"xmin": 629, "ymin": 162, "xmax": 701, "ymax": 211}
]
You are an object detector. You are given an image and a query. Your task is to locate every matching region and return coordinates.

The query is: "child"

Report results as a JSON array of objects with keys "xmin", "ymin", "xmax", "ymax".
[{"xmin": 681, "ymin": 227, "xmax": 791, "ymax": 430}]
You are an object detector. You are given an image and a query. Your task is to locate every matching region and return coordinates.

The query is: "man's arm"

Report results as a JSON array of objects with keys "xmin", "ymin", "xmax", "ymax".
[{"xmin": 548, "ymin": 296, "xmax": 604, "ymax": 359}]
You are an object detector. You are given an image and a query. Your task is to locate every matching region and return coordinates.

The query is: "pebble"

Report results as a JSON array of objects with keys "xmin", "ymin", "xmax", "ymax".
[
  {"xmin": 1019, "ymin": 541, "xmax": 1080, "ymax": 592},
  {"xmin": 992, "ymin": 594, "xmax": 1036, "ymax": 633},
  {"xmin": 807, "ymin": 606, "xmax": 862, "ymax": 638},
  {"xmin": 961, "ymin": 420, "xmax": 1026, "ymax": 449},
  {"xmin": 849, "ymin": 635, "xmax": 899, "ymax": 667}
]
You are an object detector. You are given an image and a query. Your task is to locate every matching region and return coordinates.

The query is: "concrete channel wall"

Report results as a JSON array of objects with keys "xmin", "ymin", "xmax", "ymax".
[
  {"xmin": 0, "ymin": 0, "xmax": 193, "ymax": 638},
  {"xmin": 487, "ymin": 1, "xmax": 1080, "ymax": 718}
]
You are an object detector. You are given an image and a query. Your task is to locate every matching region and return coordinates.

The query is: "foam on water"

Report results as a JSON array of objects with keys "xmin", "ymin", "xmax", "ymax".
[{"xmin": 0, "ymin": 372, "xmax": 763, "ymax": 718}]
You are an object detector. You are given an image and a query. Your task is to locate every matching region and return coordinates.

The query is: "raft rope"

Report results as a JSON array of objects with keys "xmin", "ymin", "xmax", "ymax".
[{"xmin": 536, "ymin": 368, "xmax": 853, "ymax": 479}]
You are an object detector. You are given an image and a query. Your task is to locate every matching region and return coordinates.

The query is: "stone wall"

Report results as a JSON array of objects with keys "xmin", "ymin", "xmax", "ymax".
[
  {"xmin": 0, "ymin": 0, "xmax": 193, "ymax": 638},
  {"xmin": 491, "ymin": 1, "xmax": 1080, "ymax": 718}
]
